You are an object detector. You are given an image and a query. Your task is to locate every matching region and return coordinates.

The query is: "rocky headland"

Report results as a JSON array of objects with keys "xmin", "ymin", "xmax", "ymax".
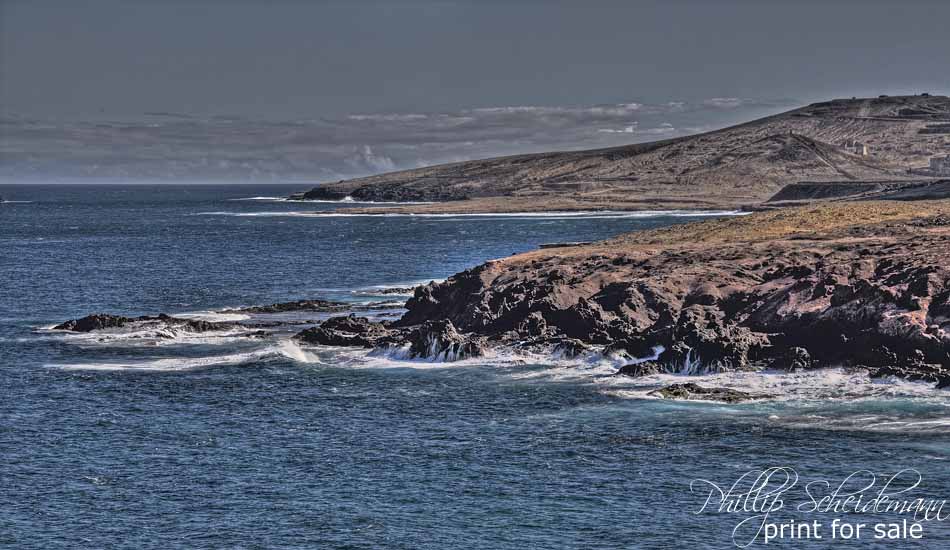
[{"xmin": 294, "ymin": 200, "xmax": 950, "ymax": 389}]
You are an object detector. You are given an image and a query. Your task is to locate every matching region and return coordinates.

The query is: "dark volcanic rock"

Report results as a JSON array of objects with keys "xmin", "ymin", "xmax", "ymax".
[
  {"xmin": 53, "ymin": 314, "xmax": 133, "ymax": 332},
  {"xmin": 356, "ymin": 287, "xmax": 417, "ymax": 296},
  {"xmin": 157, "ymin": 314, "xmax": 231, "ymax": 333},
  {"xmin": 550, "ymin": 338, "xmax": 593, "ymax": 358},
  {"xmin": 294, "ymin": 315, "xmax": 395, "ymax": 348},
  {"xmin": 379, "ymin": 287, "xmax": 415, "ymax": 295},
  {"xmin": 667, "ymin": 305, "xmax": 770, "ymax": 372},
  {"xmin": 616, "ymin": 361, "xmax": 665, "ymax": 377},
  {"xmin": 53, "ymin": 313, "xmax": 237, "ymax": 333},
  {"xmin": 769, "ymin": 347, "xmax": 813, "ymax": 371},
  {"xmin": 230, "ymin": 299, "xmax": 351, "ymax": 314},
  {"xmin": 406, "ymin": 320, "xmax": 485, "ymax": 361},
  {"xmin": 388, "ymin": 203, "xmax": 950, "ymax": 385},
  {"xmin": 293, "ymin": 316, "xmax": 484, "ymax": 362},
  {"xmin": 604, "ymin": 337, "xmax": 660, "ymax": 360},
  {"xmin": 300, "ymin": 182, "xmax": 467, "ymax": 203},
  {"xmin": 300, "ymin": 185, "xmax": 351, "ymax": 201},
  {"xmin": 648, "ymin": 383, "xmax": 772, "ymax": 403}
]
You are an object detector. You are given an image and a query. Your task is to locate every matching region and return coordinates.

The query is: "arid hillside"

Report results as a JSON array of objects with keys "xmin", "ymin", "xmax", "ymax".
[{"xmin": 293, "ymin": 94, "xmax": 950, "ymax": 212}]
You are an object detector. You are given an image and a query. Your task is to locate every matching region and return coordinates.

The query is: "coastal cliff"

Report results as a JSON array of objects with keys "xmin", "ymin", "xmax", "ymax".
[{"xmin": 304, "ymin": 201, "xmax": 950, "ymax": 387}]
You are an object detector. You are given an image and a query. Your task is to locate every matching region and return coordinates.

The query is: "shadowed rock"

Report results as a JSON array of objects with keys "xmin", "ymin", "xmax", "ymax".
[
  {"xmin": 229, "ymin": 299, "xmax": 351, "ymax": 314},
  {"xmin": 616, "ymin": 361, "xmax": 665, "ymax": 377},
  {"xmin": 294, "ymin": 315, "xmax": 397, "ymax": 348},
  {"xmin": 54, "ymin": 314, "xmax": 134, "ymax": 332},
  {"xmin": 385, "ymin": 201, "xmax": 950, "ymax": 385},
  {"xmin": 769, "ymin": 347, "xmax": 812, "ymax": 371},
  {"xmin": 53, "ymin": 313, "xmax": 236, "ymax": 333},
  {"xmin": 293, "ymin": 317, "xmax": 484, "ymax": 362},
  {"xmin": 406, "ymin": 320, "xmax": 485, "ymax": 361},
  {"xmin": 550, "ymin": 338, "xmax": 593, "ymax": 359}
]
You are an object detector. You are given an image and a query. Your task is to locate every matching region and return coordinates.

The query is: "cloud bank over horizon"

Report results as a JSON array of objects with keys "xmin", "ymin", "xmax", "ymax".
[{"xmin": 0, "ymin": 97, "xmax": 797, "ymax": 183}]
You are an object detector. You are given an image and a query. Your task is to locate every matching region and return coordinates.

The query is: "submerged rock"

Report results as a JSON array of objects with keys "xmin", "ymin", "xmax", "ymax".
[{"xmin": 648, "ymin": 383, "xmax": 772, "ymax": 403}]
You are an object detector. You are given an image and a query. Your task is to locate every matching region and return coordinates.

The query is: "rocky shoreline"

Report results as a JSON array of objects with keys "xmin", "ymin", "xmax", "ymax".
[
  {"xmin": 286, "ymin": 201, "xmax": 950, "ymax": 390},
  {"xmin": 52, "ymin": 200, "xmax": 950, "ymax": 399}
]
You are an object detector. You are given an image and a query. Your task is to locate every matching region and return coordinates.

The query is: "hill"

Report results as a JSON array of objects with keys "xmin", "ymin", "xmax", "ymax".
[{"xmin": 292, "ymin": 94, "xmax": 950, "ymax": 212}]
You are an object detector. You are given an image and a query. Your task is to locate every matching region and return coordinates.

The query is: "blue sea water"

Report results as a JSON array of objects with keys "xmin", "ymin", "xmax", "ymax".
[{"xmin": 2, "ymin": 183, "xmax": 950, "ymax": 549}]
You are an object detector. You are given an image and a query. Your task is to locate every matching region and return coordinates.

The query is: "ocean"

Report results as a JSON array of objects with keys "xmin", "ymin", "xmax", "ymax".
[{"xmin": 2, "ymin": 183, "xmax": 949, "ymax": 549}]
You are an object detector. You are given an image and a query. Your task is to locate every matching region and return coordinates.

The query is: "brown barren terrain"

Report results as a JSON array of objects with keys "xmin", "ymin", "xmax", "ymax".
[
  {"xmin": 292, "ymin": 94, "xmax": 950, "ymax": 214},
  {"xmin": 290, "ymin": 201, "xmax": 950, "ymax": 389}
]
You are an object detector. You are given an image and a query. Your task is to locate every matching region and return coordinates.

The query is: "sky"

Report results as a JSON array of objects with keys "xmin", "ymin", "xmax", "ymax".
[{"xmin": 1, "ymin": 0, "xmax": 949, "ymax": 181}]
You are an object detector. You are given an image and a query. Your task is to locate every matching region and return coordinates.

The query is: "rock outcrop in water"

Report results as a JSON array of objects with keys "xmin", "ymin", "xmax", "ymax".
[
  {"xmin": 648, "ymin": 383, "xmax": 772, "ymax": 403},
  {"xmin": 54, "ymin": 314, "xmax": 135, "ymax": 332},
  {"xmin": 358, "ymin": 201, "xmax": 950, "ymax": 386},
  {"xmin": 228, "ymin": 299, "xmax": 352, "ymax": 314},
  {"xmin": 294, "ymin": 316, "xmax": 397, "ymax": 348},
  {"xmin": 292, "ymin": 316, "xmax": 485, "ymax": 361},
  {"xmin": 53, "ymin": 313, "xmax": 236, "ymax": 333},
  {"xmin": 229, "ymin": 298, "xmax": 405, "ymax": 316},
  {"xmin": 405, "ymin": 320, "xmax": 486, "ymax": 361}
]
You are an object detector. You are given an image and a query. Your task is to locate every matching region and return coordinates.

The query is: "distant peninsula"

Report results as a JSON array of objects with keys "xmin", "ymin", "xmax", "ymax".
[{"xmin": 290, "ymin": 94, "xmax": 950, "ymax": 214}]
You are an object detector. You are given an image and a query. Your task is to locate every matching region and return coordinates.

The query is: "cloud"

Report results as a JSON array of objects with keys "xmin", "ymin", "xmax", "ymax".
[
  {"xmin": 0, "ymin": 96, "xmax": 799, "ymax": 181},
  {"xmin": 598, "ymin": 122, "xmax": 676, "ymax": 135},
  {"xmin": 703, "ymin": 97, "xmax": 745, "ymax": 109},
  {"xmin": 345, "ymin": 145, "xmax": 396, "ymax": 172},
  {"xmin": 598, "ymin": 125, "xmax": 639, "ymax": 134}
]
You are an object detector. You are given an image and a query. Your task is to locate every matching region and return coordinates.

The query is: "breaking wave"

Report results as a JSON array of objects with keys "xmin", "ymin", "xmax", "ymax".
[
  {"xmin": 351, "ymin": 279, "xmax": 442, "ymax": 296},
  {"xmin": 601, "ymin": 367, "xmax": 944, "ymax": 402},
  {"xmin": 50, "ymin": 348, "xmax": 277, "ymax": 372},
  {"xmin": 37, "ymin": 312, "xmax": 950, "ymax": 434},
  {"xmin": 174, "ymin": 310, "xmax": 252, "ymax": 322},
  {"xmin": 37, "ymin": 320, "xmax": 259, "ymax": 348},
  {"xmin": 283, "ymin": 196, "xmax": 434, "ymax": 204}
]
